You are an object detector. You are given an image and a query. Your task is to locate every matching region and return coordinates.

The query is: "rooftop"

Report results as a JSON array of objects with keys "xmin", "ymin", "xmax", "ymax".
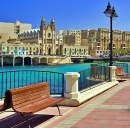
[{"xmin": 18, "ymin": 28, "xmax": 40, "ymax": 34}]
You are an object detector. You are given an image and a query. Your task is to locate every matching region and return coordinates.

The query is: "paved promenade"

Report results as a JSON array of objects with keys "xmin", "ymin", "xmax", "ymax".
[{"xmin": 0, "ymin": 79, "xmax": 130, "ymax": 128}]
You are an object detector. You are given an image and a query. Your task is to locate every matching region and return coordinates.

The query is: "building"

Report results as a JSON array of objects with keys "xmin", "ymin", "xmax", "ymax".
[
  {"xmin": 0, "ymin": 20, "xmax": 31, "ymax": 43},
  {"xmin": 112, "ymin": 30, "xmax": 122, "ymax": 49},
  {"xmin": 56, "ymin": 30, "xmax": 64, "ymax": 45},
  {"xmin": 81, "ymin": 29, "xmax": 90, "ymax": 47},
  {"xmin": 0, "ymin": 42, "xmax": 40, "ymax": 55},
  {"xmin": 63, "ymin": 34, "xmax": 81, "ymax": 46},
  {"xmin": 60, "ymin": 44, "xmax": 88, "ymax": 56},
  {"xmin": 63, "ymin": 29, "xmax": 81, "ymax": 35},
  {"xmin": 62, "ymin": 29, "xmax": 81, "ymax": 46},
  {"xmin": 122, "ymin": 31, "xmax": 130, "ymax": 48},
  {"xmin": 81, "ymin": 28, "xmax": 126, "ymax": 56}
]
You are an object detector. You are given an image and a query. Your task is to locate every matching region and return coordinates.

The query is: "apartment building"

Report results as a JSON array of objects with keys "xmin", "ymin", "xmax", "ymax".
[
  {"xmin": 0, "ymin": 20, "xmax": 31, "ymax": 43},
  {"xmin": 81, "ymin": 28, "xmax": 129, "ymax": 56},
  {"xmin": 57, "ymin": 30, "xmax": 81, "ymax": 46},
  {"xmin": 56, "ymin": 30, "xmax": 64, "ymax": 45},
  {"xmin": 112, "ymin": 30, "xmax": 122, "ymax": 49},
  {"xmin": 63, "ymin": 34, "xmax": 81, "ymax": 46},
  {"xmin": 122, "ymin": 31, "xmax": 130, "ymax": 48}
]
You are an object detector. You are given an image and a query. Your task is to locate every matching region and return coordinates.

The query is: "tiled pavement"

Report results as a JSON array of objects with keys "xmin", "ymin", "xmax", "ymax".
[{"xmin": 0, "ymin": 79, "xmax": 130, "ymax": 128}]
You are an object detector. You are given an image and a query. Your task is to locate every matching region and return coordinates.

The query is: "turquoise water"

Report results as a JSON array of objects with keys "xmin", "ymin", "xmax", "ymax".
[{"xmin": 0, "ymin": 63, "xmax": 94, "ymax": 73}]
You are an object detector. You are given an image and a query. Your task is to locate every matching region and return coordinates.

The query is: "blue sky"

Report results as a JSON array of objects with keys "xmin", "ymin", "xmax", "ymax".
[{"xmin": 0, "ymin": 0, "xmax": 130, "ymax": 33}]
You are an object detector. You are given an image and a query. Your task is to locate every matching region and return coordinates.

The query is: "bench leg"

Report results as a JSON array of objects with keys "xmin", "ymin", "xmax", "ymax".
[
  {"xmin": 56, "ymin": 104, "xmax": 62, "ymax": 116},
  {"xmin": 20, "ymin": 114, "xmax": 31, "ymax": 128}
]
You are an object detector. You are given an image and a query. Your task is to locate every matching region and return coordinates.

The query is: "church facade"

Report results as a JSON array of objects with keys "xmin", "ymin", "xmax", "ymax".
[
  {"xmin": 39, "ymin": 16, "xmax": 57, "ymax": 55},
  {"xmin": 9, "ymin": 16, "xmax": 58, "ymax": 55}
]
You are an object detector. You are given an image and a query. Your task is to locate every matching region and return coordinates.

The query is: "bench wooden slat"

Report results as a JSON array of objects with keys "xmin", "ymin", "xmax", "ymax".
[
  {"xmin": 12, "ymin": 86, "xmax": 49, "ymax": 99},
  {"xmin": 14, "ymin": 98, "xmax": 65, "ymax": 114},
  {"xmin": 12, "ymin": 87, "xmax": 50, "ymax": 103},
  {"xmin": 13, "ymin": 95, "xmax": 51, "ymax": 109},
  {"xmin": 12, "ymin": 91, "xmax": 50, "ymax": 106},
  {"xmin": 10, "ymin": 82, "xmax": 48, "ymax": 95}
]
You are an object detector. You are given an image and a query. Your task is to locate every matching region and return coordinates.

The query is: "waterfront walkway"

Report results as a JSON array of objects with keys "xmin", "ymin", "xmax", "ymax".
[{"xmin": 0, "ymin": 79, "xmax": 130, "ymax": 128}]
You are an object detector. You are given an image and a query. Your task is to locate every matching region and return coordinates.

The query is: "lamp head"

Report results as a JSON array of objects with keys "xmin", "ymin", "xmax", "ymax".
[
  {"xmin": 111, "ymin": 6, "xmax": 118, "ymax": 18},
  {"xmin": 103, "ymin": 2, "xmax": 112, "ymax": 17}
]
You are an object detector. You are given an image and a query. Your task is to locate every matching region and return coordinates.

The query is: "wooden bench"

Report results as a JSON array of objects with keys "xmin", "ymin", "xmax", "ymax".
[
  {"xmin": 115, "ymin": 66, "xmax": 130, "ymax": 81},
  {"xmin": 0, "ymin": 82, "xmax": 65, "ymax": 127}
]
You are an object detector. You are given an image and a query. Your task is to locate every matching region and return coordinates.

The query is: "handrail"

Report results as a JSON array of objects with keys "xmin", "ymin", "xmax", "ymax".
[
  {"xmin": 0, "ymin": 70, "xmax": 65, "ymax": 99},
  {"xmin": 78, "ymin": 66, "xmax": 110, "ymax": 91}
]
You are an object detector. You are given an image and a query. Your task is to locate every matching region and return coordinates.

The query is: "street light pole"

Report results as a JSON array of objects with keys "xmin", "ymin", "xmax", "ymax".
[
  {"xmin": 103, "ymin": 2, "xmax": 118, "ymax": 66},
  {"xmin": 110, "ymin": 16, "xmax": 113, "ymax": 66}
]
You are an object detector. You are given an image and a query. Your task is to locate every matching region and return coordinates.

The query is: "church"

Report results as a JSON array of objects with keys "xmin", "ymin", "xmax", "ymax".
[{"xmin": 9, "ymin": 16, "xmax": 58, "ymax": 55}]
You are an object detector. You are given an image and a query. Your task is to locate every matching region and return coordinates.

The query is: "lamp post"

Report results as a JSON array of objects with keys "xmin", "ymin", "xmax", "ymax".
[{"xmin": 103, "ymin": 2, "xmax": 118, "ymax": 66}]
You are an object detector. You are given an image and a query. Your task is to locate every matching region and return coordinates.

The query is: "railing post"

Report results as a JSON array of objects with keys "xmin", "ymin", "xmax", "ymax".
[
  {"xmin": 1, "ymin": 56, "xmax": 3, "ymax": 66},
  {"xmin": 128, "ymin": 63, "xmax": 130, "ymax": 73},
  {"xmin": 23, "ymin": 57, "xmax": 24, "ymax": 66},
  {"xmin": 13, "ymin": 56, "xmax": 15, "ymax": 66},
  {"xmin": 64, "ymin": 72, "xmax": 80, "ymax": 99},
  {"xmin": 109, "ymin": 66, "xmax": 116, "ymax": 82},
  {"xmin": 62, "ymin": 74, "xmax": 64, "ymax": 97}
]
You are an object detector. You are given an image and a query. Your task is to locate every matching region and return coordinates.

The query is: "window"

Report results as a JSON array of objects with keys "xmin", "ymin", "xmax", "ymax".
[
  {"xmin": 22, "ymin": 47, "xmax": 25, "ymax": 51},
  {"xmin": 0, "ymin": 47, "xmax": 1, "ymax": 50},
  {"xmin": 26, "ymin": 47, "xmax": 28, "ymax": 50},
  {"xmin": 0, "ymin": 36, "xmax": 1, "ymax": 39},
  {"xmin": 33, "ymin": 48, "xmax": 35, "ymax": 50},
  {"xmin": 19, "ymin": 47, "xmax": 21, "ymax": 50},
  {"xmin": 15, "ymin": 47, "xmax": 17, "ymax": 51},
  {"xmin": 11, "ymin": 47, "xmax": 13, "ymax": 50},
  {"xmin": 3, "ymin": 47, "xmax": 5, "ymax": 50},
  {"xmin": 7, "ymin": 47, "xmax": 9, "ymax": 51}
]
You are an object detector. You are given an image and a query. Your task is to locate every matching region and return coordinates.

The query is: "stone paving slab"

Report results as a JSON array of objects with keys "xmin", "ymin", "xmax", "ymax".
[{"xmin": 52, "ymin": 80, "xmax": 130, "ymax": 128}]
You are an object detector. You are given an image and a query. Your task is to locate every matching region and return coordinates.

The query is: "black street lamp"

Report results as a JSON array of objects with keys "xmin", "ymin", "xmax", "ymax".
[{"xmin": 103, "ymin": 2, "xmax": 118, "ymax": 66}]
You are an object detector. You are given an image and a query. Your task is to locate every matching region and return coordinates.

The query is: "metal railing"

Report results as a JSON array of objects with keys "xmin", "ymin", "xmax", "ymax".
[
  {"xmin": 96, "ymin": 62, "xmax": 129, "ymax": 73},
  {"xmin": 0, "ymin": 70, "xmax": 64, "ymax": 99},
  {"xmin": 78, "ymin": 66, "xmax": 110, "ymax": 91}
]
